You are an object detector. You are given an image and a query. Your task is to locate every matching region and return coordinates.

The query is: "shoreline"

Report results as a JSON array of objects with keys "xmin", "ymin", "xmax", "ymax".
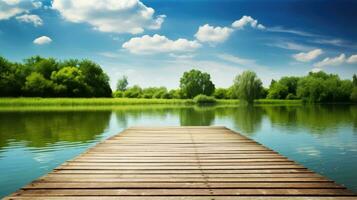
[{"xmin": 0, "ymin": 98, "xmax": 303, "ymax": 106}]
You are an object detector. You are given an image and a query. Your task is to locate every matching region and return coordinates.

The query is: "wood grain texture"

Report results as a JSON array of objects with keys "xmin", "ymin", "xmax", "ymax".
[{"xmin": 4, "ymin": 126, "xmax": 357, "ymax": 199}]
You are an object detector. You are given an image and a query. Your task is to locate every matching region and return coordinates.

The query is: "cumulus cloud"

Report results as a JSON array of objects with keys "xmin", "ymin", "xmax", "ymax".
[
  {"xmin": 314, "ymin": 54, "xmax": 346, "ymax": 68},
  {"xmin": 232, "ymin": 15, "xmax": 265, "ymax": 30},
  {"xmin": 16, "ymin": 14, "xmax": 43, "ymax": 26},
  {"xmin": 122, "ymin": 34, "xmax": 201, "ymax": 54},
  {"xmin": 33, "ymin": 36, "xmax": 52, "ymax": 45},
  {"xmin": 52, "ymin": 0, "xmax": 165, "ymax": 34},
  {"xmin": 0, "ymin": 0, "xmax": 41, "ymax": 20},
  {"xmin": 292, "ymin": 49, "xmax": 323, "ymax": 62},
  {"xmin": 347, "ymin": 54, "xmax": 357, "ymax": 64},
  {"xmin": 194, "ymin": 24, "xmax": 233, "ymax": 43}
]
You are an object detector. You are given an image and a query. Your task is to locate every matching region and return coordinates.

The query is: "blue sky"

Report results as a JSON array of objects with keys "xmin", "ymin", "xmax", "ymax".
[{"xmin": 0, "ymin": 0, "xmax": 356, "ymax": 88}]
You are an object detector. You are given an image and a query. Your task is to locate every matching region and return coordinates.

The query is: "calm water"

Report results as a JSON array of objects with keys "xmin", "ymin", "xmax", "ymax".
[{"xmin": 0, "ymin": 104, "xmax": 357, "ymax": 197}]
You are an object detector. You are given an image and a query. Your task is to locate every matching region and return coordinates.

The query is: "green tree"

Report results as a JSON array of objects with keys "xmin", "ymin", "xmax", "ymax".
[
  {"xmin": 226, "ymin": 86, "xmax": 237, "ymax": 99},
  {"xmin": 267, "ymin": 76, "xmax": 299, "ymax": 99},
  {"xmin": 153, "ymin": 87, "xmax": 168, "ymax": 98},
  {"xmin": 297, "ymin": 71, "xmax": 353, "ymax": 102},
  {"xmin": 23, "ymin": 72, "xmax": 53, "ymax": 96},
  {"xmin": 267, "ymin": 83, "xmax": 288, "ymax": 99},
  {"xmin": 51, "ymin": 66, "xmax": 89, "ymax": 97},
  {"xmin": 79, "ymin": 60, "xmax": 112, "ymax": 97},
  {"xmin": 213, "ymin": 88, "xmax": 228, "ymax": 99},
  {"xmin": 24, "ymin": 56, "xmax": 59, "ymax": 79},
  {"xmin": 351, "ymin": 87, "xmax": 357, "ymax": 102},
  {"xmin": 116, "ymin": 75, "xmax": 128, "ymax": 92},
  {"xmin": 0, "ymin": 56, "xmax": 16, "ymax": 96},
  {"xmin": 233, "ymin": 70, "xmax": 263, "ymax": 104},
  {"xmin": 179, "ymin": 69, "xmax": 215, "ymax": 98},
  {"xmin": 352, "ymin": 74, "xmax": 357, "ymax": 102},
  {"xmin": 169, "ymin": 89, "xmax": 183, "ymax": 99},
  {"xmin": 123, "ymin": 85, "xmax": 142, "ymax": 98},
  {"xmin": 279, "ymin": 76, "xmax": 299, "ymax": 95}
]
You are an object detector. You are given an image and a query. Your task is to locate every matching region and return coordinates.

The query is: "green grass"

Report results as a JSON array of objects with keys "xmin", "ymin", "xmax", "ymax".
[
  {"xmin": 0, "ymin": 98, "xmax": 195, "ymax": 106},
  {"xmin": 0, "ymin": 98, "xmax": 302, "ymax": 107}
]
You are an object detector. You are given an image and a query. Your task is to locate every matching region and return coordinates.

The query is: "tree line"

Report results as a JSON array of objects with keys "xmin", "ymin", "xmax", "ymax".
[
  {"xmin": 0, "ymin": 56, "xmax": 112, "ymax": 97},
  {"xmin": 1, "ymin": 55, "xmax": 356, "ymax": 103},
  {"xmin": 115, "ymin": 69, "xmax": 357, "ymax": 103}
]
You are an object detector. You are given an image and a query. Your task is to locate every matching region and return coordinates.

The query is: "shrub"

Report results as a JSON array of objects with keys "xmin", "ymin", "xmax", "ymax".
[
  {"xmin": 161, "ymin": 92, "xmax": 172, "ymax": 99},
  {"xmin": 123, "ymin": 85, "xmax": 142, "ymax": 98},
  {"xmin": 286, "ymin": 93, "xmax": 297, "ymax": 100},
  {"xmin": 213, "ymin": 88, "xmax": 228, "ymax": 99},
  {"xmin": 193, "ymin": 94, "xmax": 216, "ymax": 104},
  {"xmin": 113, "ymin": 91, "xmax": 123, "ymax": 98}
]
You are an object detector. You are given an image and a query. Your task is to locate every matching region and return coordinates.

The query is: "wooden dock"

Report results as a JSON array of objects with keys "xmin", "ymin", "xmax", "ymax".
[{"xmin": 5, "ymin": 126, "xmax": 357, "ymax": 200}]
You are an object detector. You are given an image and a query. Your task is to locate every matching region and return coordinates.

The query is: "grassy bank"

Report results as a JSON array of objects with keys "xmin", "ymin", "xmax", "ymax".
[{"xmin": 0, "ymin": 98, "xmax": 302, "ymax": 106}]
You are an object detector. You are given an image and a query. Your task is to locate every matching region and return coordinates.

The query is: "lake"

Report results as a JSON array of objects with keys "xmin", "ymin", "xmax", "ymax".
[{"xmin": 0, "ymin": 104, "xmax": 357, "ymax": 197}]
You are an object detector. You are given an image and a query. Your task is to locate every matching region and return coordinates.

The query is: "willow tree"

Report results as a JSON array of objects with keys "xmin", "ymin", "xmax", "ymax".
[{"xmin": 233, "ymin": 70, "xmax": 263, "ymax": 104}]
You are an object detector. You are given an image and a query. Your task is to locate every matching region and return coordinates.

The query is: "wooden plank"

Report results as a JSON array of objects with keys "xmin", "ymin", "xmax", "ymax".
[
  {"xmin": 5, "ymin": 196, "xmax": 357, "ymax": 200},
  {"xmin": 5, "ymin": 126, "xmax": 356, "ymax": 199},
  {"xmin": 45, "ymin": 173, "xmax": 323, "ymax": 178},
  {"xmin": 64, "ymin": 161, "xmax": 297, "ymax": 166},
  {"xmin": 12, "ymin": 189, "xmax": 356, "ymax": 196},
  {"xmin": 53, "ymin": 169, "xmax": 314, "ymax": 174},
  {"xmin": 56, "ymin": 165, "xmax": 307, "ymax": 170},
  {"xmin": 25, "ymin": 182, "xmax": 343, "ymax": 189}
]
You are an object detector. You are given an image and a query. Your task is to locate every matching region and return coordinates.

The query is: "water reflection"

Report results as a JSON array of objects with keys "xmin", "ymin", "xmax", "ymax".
[
  {"xmin": 1, "ymin": 105, "xmax": 357, "ymax": 149},
  {"xmin": 0, "ymin": 104, "xmax": 357, "ymax": 197},
  {"xmin": 180, "ymin": 106, "xmax": 215, "ymax": 126},
  {"xmin": 232, "ymin": 105, "xmax": 264, "ymax": 135},
  {"xmin": 263, "ymin": 105, "xmax": 356, "ymax": 134},
  {"xmin": 0, "ymin": 111, "xmax": 111, "ymax": 149}
]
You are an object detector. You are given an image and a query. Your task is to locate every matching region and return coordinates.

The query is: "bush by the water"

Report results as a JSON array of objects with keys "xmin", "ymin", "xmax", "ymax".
[{"xmin": 193, "ymin": 94, "xmax": 217, "ymax": 104}]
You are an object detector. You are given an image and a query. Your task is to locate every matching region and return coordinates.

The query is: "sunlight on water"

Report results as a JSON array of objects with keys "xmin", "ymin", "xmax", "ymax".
[{"xmin": 0, "ymin": 104, "xmax": 356, "ymax": 197}]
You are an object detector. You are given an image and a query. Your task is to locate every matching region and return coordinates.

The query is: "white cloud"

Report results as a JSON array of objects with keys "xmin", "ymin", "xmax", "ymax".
[
  {"xmin": 311, "ymin": 68, "xmax": 323, "ymax": 73},
  {"xmin": 169, "ymin": 53, "xmax": 195, "ymax": 59},
  {"xmin": 16, "ymin": 14, "xmax": 43, "ymax": 26},
  {"xmin": 33, "ymin": 36, "xmax": 52, "ymax": 45},
  {"xmin": 194, "ymin": 24, "xmax": 233, "ymax": 43},
  {"xmin": 32, "ymin": 1, "xmax": 42, "ymax": 8},
  {"xmin": 267, "ymin": 26, "xmax": 318, "ymax": 37},
  {"xmin": 52, "ymin": 0, "xmax": 165, "ymax": 34},
  {"xmin": 217, "ymin": 54, "xmax": 256, "ymax": 66},
  {"xmin": 268, "ymin": 41, "xmax": 313, "ymax": 51},
  {"xmin": 0, "ymin": 0, "xmax": 40, "ymax": 20},
  {"xmin": 3, "ymin": 0, "xmax": 20, "ymax": 5},
  {"xmin": 347, "ymin": 54, "xmax": 357, "ymax": 64},
  {"xmin": 232, "ymin": 16, "xmax": 265, "ymax": 30},
  {"xmin": 122, "ymin": 34, "xmax": 201, "ymax": 54},
  {"xmin": 0, "ymin": 0, "xmax": 25, "ymax": 20},
  {"xmin": 292, "ymin": 49, "xmax": 323, "ymax": 62},
  {"xmin": 314, "ymin": 54, "xmax": 346, "ymax": 68}
]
